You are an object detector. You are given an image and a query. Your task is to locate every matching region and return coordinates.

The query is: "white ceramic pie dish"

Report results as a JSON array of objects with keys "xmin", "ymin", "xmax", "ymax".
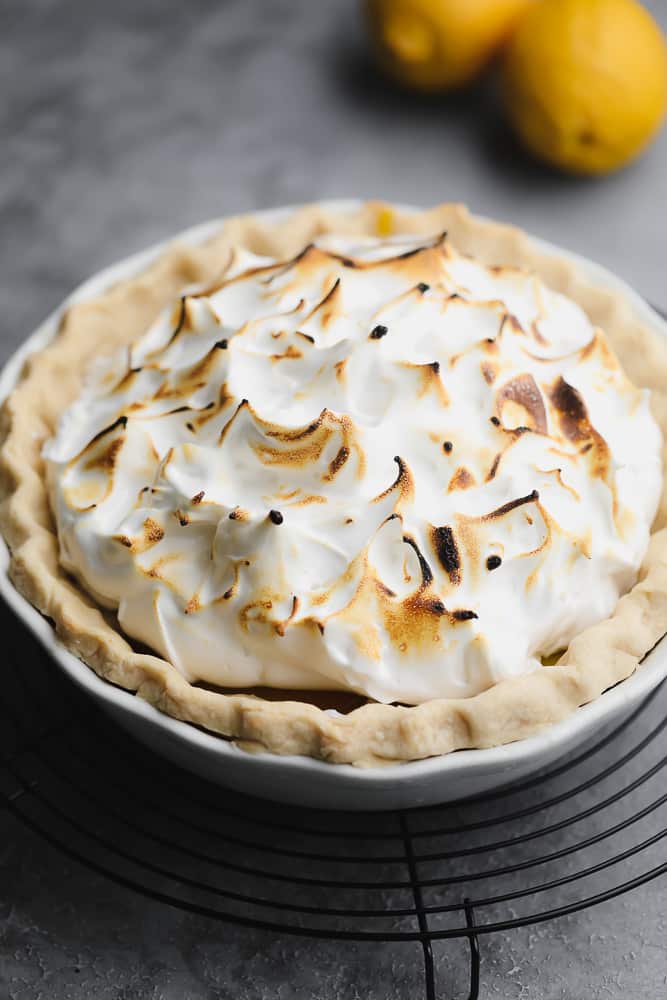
[{"xmin": 2, "ymin": 199, "xmax": 666, "ymax": 811}]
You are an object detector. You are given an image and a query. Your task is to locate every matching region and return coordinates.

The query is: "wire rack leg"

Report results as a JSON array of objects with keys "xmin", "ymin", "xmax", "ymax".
[
  {"xmin": 400, "ymin": 814, "xmax": 481, "ymax": 1000},
  {"xmin": 423, "ymin": 905, "xmax": 480, "ymax": 1000},
  {"xmin": 420, "ymin": 939, "xmax": 437, "ymax": 1000},
  {"xmin": 464, "ymin": 900, "xmax": 480, "ymax": 1000}
]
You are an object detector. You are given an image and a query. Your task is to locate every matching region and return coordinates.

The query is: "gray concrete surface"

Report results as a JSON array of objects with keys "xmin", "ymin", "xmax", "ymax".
[{"xmin": 1, "ymin": 1, "xmax": 666, "ymax": 997}]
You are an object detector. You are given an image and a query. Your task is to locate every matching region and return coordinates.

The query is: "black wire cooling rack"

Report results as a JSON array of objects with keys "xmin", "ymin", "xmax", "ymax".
[{"xmin": 1, "ymin": 597, "xmax": 665, "ymax": 1000}]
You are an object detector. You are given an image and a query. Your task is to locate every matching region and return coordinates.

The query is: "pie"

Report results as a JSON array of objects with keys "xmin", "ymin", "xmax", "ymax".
[{"xmin": 2, "ymin": 201, "xmax": 667, "ymax": 766}]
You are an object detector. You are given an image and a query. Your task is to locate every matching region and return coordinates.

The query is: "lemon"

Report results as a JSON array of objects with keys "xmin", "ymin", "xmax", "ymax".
[
  {"xmin": 502, "ymin": 0, "xmax": 667, "ymax": 175},
  {"xmin": 375, "ymin": 204, "xmax": 396, "ymax": 236},
  {"xmin": 366, "ymin": 0, "xmax": 535, "ymax": 92}
]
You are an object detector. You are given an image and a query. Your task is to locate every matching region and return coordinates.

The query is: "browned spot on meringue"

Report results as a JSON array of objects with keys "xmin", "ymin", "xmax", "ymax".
[
  {"xmin": 481, "ymin": 362, "xmax": 497, "ymax": 385},
  {"xmin": 291, "ymin": 493, "xmax": 327, "ymax": 506},
  {"xmin": 374, "ymin": 456, "xmax": 414, "ymax": 507},
  {"xmin": 334, "ymin": 359, "xmax": 347, "ymax": 382},
  {"xmin": 275, "ymin": 595, "xmax": 300, "ymax": 637},
  {"xmin": 184, "ymin": 595, "xmax": 201, "ymax": 615},
  {"xmin": 448, "ymin": 467, "xmax": 475, "ymax": 492},
  {"xmin": 144, "ymin": 517, "xmax": 165, "ymax": 544},
  {"xmin": 549, "ymin": 377, "xmax": 610, "ymax": 480},
  {"xmin": 214, "ymin": 562, "xmax": 242, "ymax": 603},
  {"xmin": 155, "ymin": 344, "xmax": 226, "ymax": 400},
  {"xmin": 63, "ymin": 428, "xmax": 131, "ymax": 508},
  {"xmin": 496, "ymin": 374, "xmax": 547, "ymax": 433},
  {"xmin": 72, "ymin": 414, "xmax": 127, "ymax": 464},
  {"xmin": 111, "ymin": 367, "xmax": 142, "ymax": 394},
  {"xmin": 376, "ymin": 580, "xmax": 397, "ymax": 599},
  {"xmin": 431, "ymin": 525, "xmax": 461, "ymax": 584},
  {"xmin": 486, "ymin": 453, "xmax": 502, "ymax": 482},
  {"xmin": 339, "ymin": 236, "xmax": 448, "ymax": 280},
  {"xmin": 144, "ymin": 295, "xmax": 208, "ymax": 359},
  {"xmin": 395, "ymin": 360, "xmax": 449, "ymax": 405},
  {"xmin": 180, "ymin": 297, "xmax": 198, "ymax": 333},
  {"xmin": 85, "ymin": 436, "xmax": 124, "ymax": 472},
  {"xmin": 143, "ymin": 555, "xmax": 179, "ymax": 582},
  {"xmin": 270, "ymin": 343, "xmax": 303, "ymax": 362},
  {"xmin": 420, "ymin": 361, "xmax": 449, "ymax": 405},
  {"xmin": 161, "ymin": 405, "xmax": 192, "ymax": 417},
  {"xmin": 218, "ymin": 246, "xmax": 316, "ymax": 300},
  {"xmin": 191, "ymin": 388, "xmax": 232, "ymax": 429},
  {"xmin": 483, "ymin": 489, "xmax": 540, "ymax": 521},
  {"xmin": 341, "ymin": 571, "xmax": 445, "ymax": 656},
  {"xmin": 402, "ymin": 533, "xmax": 434, "ymax": 588},
  {"xmin": 327, "ymin": 527, "xmax": 457, "ymax": 656},
  {"xmin": 302, "ymin": 277, "xmax": 342, "ymax": 328},
  {"xmin": 229, "ymin": 507, "xmax": 249, "ymax": 522},
  {"xmin": 269, "ymin": 243, "xmax": 324, "ymax": 282},
  {"xmin": 325, "ymin": 445, "xmax": 350, "ymax": 481},
  {"xmin": 191, "ymin": 491, "xmax": 205, "ymax": 505},
  {"xmin": 502, "ymin": 313, "xmax": 525, "ymax": 338},
  {"xmin": 165, "ymin": 296, "xmax": 187, "ymax": 347},
  {"xmin": 451, "ymin": 609, "xmax": 478, "ymax": 622},
  {"xmin": 382, "ymin": 591, "xmax": 447, "ymax": 653},
  {"xmin": 115, "ymin": 534, "xmax": 133, "ymax": 549},
  {"xmin": 240, "ymin": 408, "xmax": 365, "ymax": 480},
  {"xmin": 174, "ymin": 509, "xmax": 190, "ymax": 526},
  {"xmin": 238, "ymin": 588, "xmax": 299, "ymax": 637}
]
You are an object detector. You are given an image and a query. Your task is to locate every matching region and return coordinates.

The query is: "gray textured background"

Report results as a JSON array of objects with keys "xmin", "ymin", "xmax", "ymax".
[{"xmin": 1, "ymin": 1, "xmax": 666, "ymax": 997}]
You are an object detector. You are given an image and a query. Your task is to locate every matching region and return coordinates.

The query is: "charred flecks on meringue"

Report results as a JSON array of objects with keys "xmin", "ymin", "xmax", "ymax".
[
  {"xmin": 431, "ymin": 525, "xmax": 461, "ymax": 585},
  {"xmin": 44, "ymin": 230, "xmax": 663, "ymax": 705}
]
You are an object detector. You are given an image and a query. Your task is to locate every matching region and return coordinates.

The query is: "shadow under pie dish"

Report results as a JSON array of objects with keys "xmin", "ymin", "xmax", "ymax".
[{"xmin": 2, "ymin": 200, "xmax": 667, "ymax": 792}]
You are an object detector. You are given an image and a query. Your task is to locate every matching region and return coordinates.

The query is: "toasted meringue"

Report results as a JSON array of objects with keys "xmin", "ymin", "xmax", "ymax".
[{"xmin": 45, "ymin": 234, "xmax": 663, "ymax": 704}]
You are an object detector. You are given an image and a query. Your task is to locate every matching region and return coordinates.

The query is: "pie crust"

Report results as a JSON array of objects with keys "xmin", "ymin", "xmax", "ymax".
[{"xmin": 2, "ymin": 201, "xmax": 667, "ymax": 766}]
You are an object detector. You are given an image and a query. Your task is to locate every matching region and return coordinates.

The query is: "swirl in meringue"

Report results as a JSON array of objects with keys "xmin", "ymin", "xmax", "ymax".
[{"xmin": 45, "ymin": 233, "xmax": 663, "ymax": 704}]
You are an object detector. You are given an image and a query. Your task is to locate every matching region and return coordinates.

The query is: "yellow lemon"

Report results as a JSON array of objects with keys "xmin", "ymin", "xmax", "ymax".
[
  {"xmin": 366, "ymin": 0, "xmax": 535, "ymax": 92},
  {"xmin": 502, "ymin": 0, "xmax": 667, "ymax": 174}
]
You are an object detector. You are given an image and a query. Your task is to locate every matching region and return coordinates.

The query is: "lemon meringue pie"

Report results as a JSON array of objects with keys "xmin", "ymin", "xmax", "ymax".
[{"xmin": 3, "ymin": 202, "xmax": 667, "ymax": 765}]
